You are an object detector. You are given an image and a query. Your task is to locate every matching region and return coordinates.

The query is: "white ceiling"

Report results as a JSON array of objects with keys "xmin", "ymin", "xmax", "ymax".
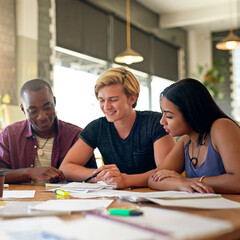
[{"xmin": 136, "ymin": 0, "xmax": 240, "ymax": 32}]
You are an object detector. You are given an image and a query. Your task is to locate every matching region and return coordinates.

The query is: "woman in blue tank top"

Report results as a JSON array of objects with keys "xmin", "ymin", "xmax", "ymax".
[{"xmin": 149, "ymin": 78, "xmax": 240, "ymax": 193}]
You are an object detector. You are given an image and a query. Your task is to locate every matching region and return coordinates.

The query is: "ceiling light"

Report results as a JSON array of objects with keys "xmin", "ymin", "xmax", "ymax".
[
  {"xmin": 114, "ymin": 0, "xmax": 144, "ymax": 64},
  {"xmin": 216, "ymin": 0, "xmax": 240, "ymax": 50}
]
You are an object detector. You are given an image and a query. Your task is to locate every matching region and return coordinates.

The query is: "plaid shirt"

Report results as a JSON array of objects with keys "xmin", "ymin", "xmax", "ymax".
[{"xmin": 0, "ymin": 117, "xmax": 96, "ymax": 174}]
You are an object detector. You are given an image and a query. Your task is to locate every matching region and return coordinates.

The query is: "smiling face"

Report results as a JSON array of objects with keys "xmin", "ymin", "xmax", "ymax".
[
  {"xmin": 160, "ymin": 96, "xmax": 191, "ymax": 137},
  {"xmin": 97, "ymin": 84, "xmax": 136, "ymax": 123},
  {"xmin": 21, "ymin": 86, "xmax": 56, "ymax": 138}
]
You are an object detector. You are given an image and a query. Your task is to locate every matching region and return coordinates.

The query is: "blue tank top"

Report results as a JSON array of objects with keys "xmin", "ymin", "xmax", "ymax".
[{"xmin": 184, "ymin": 135, "xmax": 226, "ymax": 178}]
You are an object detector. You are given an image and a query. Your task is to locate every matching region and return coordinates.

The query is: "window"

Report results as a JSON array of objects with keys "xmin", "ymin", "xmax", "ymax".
[
  {"xmin": 151, "ymin": 76, "xmax": 173, "ymax": 112},
  {"xmin": 54, "ymin": 47, "xmax": 175, "ymax": 124},
  {"xmin": 54, "ymin": 65, "xmax": 103, "ymax": 128}
]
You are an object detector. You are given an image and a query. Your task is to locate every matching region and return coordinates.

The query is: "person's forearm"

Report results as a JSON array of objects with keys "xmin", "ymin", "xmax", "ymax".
[
  {"xmin": 148, "ymin": 176, "xmax": 180, "ymax": 191},
  {"xmin": 1, "ymin": 168, "xmax": 32, "ymax": 183},
  {"xmin": 124, "ymin": 170, "xmax": 156, "ymax": 188},
  {"xmin": 59, "ymin": 163, "xmax": 95, "ymax": 182},
  {"xmin": 189, "ymin": 174, "xmax": 240, "ymax": 194}
]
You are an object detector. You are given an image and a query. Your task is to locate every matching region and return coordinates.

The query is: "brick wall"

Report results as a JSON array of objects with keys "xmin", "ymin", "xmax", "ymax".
[
  {"xmin": 38, "ymin": 0, "xmax": 53, "ymax": 85},
  {"xmin": 0, "ymin": 0, "xmax": 17, "ymax": 104}
]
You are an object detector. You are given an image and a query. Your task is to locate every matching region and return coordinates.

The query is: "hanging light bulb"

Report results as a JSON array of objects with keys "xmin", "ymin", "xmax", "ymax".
[
  {"xmin": 216, "ymin": 0, "xmax": 240, "ymax": 50},
  {"xmin": 216, "ymin": 29, "xmax": 240, "ymax": 50},
  {"xmin": 114, "ymin": 0, "xmax": 144, "ymax": 64}
]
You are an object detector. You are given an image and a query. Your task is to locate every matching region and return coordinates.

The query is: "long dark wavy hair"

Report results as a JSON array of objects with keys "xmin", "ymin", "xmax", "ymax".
[{"xmin": 160, "ymin": 78, "xmax": 235, "ymax": 145}]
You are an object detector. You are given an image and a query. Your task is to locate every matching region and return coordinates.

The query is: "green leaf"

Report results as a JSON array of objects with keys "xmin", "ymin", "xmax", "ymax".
[
  {"xmin": 197, "ymin": 64, "xmax": 204, "ymax": 74},
  {"xmin": 211, "ymin": 69, "xmax": 218, "ymax": 78},
  {"xmin": 219, "ymin": 76, "xmax": 225, "ymax": 83}
]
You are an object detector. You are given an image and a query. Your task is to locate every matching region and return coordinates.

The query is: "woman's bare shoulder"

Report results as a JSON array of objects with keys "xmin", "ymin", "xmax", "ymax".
[{"xmin": 212, "ymin": 118, "xmax": 239, "ymax": 133}]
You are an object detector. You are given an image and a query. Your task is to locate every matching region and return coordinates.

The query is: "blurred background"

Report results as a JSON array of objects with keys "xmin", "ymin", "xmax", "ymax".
[{"xmin": 0, "ymin": 0, "xmax": 240, "ymax": 130}]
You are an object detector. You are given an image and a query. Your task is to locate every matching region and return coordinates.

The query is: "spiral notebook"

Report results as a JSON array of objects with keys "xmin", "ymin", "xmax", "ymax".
[{"xmin": 118, "ymin": 190, "xmax": 221, "ymax": 203}]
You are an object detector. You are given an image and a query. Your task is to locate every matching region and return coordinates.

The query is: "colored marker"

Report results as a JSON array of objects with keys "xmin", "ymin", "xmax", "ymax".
[
  {"xmin": 109, "ymin": 209, "xmax": 143, "ymax": 216},
  {"xmin": 54, "ymin": 189, "xmax": 69, "ymax": 196}
]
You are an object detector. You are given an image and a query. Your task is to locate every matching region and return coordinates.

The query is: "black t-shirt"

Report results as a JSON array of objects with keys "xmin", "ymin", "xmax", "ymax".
[{"xmin": 80, "ymin": 111, "xmax": 167, "ymax": 174}]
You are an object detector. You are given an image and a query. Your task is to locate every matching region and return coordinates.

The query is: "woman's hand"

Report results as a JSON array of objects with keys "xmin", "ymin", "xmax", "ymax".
[
  {"xmin": 149, "ymin": 169, "xmax": 214, "ymax": 193},
  {"xmin": 151, "ymin": 169, "xmax": 184, "ymax": 182},
  {"xmin": 176, "ymin": 178, "xmax": 214, "ymax": 193}
]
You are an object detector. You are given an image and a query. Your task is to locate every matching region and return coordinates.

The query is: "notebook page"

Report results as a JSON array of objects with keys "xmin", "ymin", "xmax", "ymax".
[{"xmin": 147, "ymin": 197, "xmax": 240, "ymax": 209}]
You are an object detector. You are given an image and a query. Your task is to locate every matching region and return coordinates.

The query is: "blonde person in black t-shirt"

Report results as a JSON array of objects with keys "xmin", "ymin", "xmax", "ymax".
[{"xmin": 60, "ymin": 67, "xmax": 175, "ymax": 189}]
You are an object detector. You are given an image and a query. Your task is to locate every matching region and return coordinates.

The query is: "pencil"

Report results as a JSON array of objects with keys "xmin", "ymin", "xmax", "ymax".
[{"xmin": 83, "ymin": 171, "xmax": 102, "ymax": 183}]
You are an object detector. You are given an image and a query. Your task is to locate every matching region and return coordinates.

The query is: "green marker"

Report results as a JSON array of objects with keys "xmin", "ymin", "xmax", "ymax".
[{"xmin": 109, "ymin": 209, "xmax": 143, "ymax": 216}]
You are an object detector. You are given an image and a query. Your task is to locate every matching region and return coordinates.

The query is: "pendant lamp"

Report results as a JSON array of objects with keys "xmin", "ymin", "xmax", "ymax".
[
  {"xmin": 216, "ymin": 0, "xmax": 240, "ymax": 50},
  {"xmin": 114, "ymin": 0, "xmax": 144, "ymax": 64}
]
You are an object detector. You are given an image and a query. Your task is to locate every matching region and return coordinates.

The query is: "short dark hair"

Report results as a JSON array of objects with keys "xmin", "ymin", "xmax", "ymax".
[
  {"xmin": 161, "ymin": 78, "xmax": 232, "ymax": 145},
  {"xmin": 20, "ymin": 79, "xmax": 53, "ymax": 99}
]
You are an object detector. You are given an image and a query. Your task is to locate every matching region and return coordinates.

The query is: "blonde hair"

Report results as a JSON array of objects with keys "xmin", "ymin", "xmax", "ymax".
[{"xmin": 95, "ymin": 67, "xmax": 140, "ymax": 108}]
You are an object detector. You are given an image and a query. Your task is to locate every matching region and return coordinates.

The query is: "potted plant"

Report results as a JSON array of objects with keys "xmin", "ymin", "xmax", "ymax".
[{"xmin": 193, "ymin": 58, "xmax": 227, "ymax": 100}]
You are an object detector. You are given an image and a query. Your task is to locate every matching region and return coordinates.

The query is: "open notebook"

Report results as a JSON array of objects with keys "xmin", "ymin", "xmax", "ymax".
[
  {"xmin": 146, "ymin": 196, "xmax": 240, "ymax": 209},
  {"xmin": 118, "ymin": 190, "xmax": 221, "ymax": 203}
]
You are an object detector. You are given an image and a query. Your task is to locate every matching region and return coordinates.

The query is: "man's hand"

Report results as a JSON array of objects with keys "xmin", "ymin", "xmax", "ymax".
[
  {"xmin": 27, "ymin": 167, "xmax": 66, "ymax": 183},
  {"xmin": 92, "ymin": 164, "xmax": 128, "ymax": 189}
]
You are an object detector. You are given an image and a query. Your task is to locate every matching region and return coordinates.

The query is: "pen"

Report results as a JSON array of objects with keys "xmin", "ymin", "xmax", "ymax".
[
  {"xmin": 83, "ymin": 171, "xmax": 102, "ymax": 183},
  {"xmin": 109, "ymin": 209, "xmax": 143, "ymax": 216},
  {"xmin": 54, "ymin": 189, "xmax": 69, "ymax": 196}
]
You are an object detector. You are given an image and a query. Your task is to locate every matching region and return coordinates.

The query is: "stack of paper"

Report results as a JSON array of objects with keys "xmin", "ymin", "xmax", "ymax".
[
  {"xmin": 60, "ymin": 181, "xmax": 116, "ymax": 192},
  {"xmin": 66, "ymin": 188, "xmax": 221, "ymax": 201},
  {"xmin": 0, "ymin": 207, "xmax": 232, "ymax": 240}
]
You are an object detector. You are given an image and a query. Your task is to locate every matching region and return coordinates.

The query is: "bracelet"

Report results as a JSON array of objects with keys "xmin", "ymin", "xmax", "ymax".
[{"xmin": 199, "ymin": 175, "xmax": 206, "ymax": 183}]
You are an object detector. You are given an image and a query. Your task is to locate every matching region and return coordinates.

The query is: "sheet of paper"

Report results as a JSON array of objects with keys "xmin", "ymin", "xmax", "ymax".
[
  {"xmin": 0, "ymin": 214, "xmax": 166, "ymax": 240},
  {"xmin": 45, "ymin": 214, "xmax": 168, "ymax": 240},
  {"xmin": 0, "ymin": 217, "xmax": 66, "ymax": 240},
  {"xmin": 70, "ymin": 189, "xmax": 127, "ymax": 198},
  {"xmin": 45, "ymin": 182, "xmax": 68, "ymax": 188},
  {"xmin": 31, "ymin": 199, "xmax": 113, "ymax": 212},
  {"xmin": 68, "ymin": 188, "xmax": 221, "ymax": 200},
  {"xmin": 104, "ymin": 207, "xmax": 233, "ymax": 239},
  {"xmin": 0, "ymin": 207, "xmax": 233, "ymax": 240},
  {"xmin": 45, "ymin": 207, "xmax": 232, "ymax": 240},
  {"xmin": 147, "ymin": 196, "xmax": 240, "ymax": 209},
  {"xmin": 0, "ymin": 201, "xmax": 71, "ymax": 218},
  {"xmin": 60, "ymin": 181, "xmax": 116, "ymax": 192},
  {"xmin": 3, "ymin": 190, "xmax": 35, "ymax": 199}
]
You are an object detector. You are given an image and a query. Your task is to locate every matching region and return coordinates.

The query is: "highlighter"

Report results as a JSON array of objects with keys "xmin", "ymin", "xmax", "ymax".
[
  {"xmin": 109, "ymin": 209, "xmax": 143, "ymax": 216},
  {"xmin": 54, "ymin": 189, "xmax": 69, "ymax": 196}
]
